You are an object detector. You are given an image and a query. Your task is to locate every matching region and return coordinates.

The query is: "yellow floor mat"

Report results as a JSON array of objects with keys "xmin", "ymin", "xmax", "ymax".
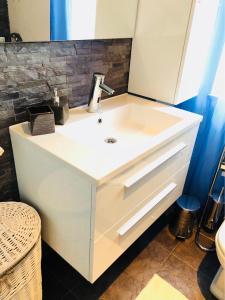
[{"xmin": 135, "ymin": 274, "xmax": 189, "ymax": 300}]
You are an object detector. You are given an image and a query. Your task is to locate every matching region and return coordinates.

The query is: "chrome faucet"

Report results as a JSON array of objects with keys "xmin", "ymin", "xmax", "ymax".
[{"xmin": 88, "ymin": 73, "xmax": 114, "ymax": 113}]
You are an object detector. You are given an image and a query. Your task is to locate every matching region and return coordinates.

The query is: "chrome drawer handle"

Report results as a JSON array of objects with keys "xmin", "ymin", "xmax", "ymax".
[
  {"xmin": 117, "ymin": 182, "xmax": 177, "ymax": 236},
  {"xmin": 124, "ymin": 143, "xmax": 186, "ymax": 188}
]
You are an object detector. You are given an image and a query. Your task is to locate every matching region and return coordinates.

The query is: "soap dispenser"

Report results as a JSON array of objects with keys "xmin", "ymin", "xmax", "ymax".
[{"xmin": 50, "ymin": 88, "xmax": 69, "ymax": 125}]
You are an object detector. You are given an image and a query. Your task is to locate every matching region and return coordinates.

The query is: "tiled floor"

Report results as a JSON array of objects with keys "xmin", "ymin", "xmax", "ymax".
[{"xmin": 42, "ymin": 216, "xmax": 219, "ymax": 300}]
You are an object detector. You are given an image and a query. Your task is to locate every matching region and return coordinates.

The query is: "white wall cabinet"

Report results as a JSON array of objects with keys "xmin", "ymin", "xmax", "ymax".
[{"xmin": 128, "ymin": 0, "xmax": 219, "ymax": 104}]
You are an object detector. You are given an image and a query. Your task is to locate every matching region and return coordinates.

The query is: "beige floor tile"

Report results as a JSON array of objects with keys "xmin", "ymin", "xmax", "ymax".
[
  {"xmin": 154, "ymin": 225, "xmax": 180, "ymax": 252},
  {"xmin": 173, "ymin": 234, "xmax": 219, "ymax": 277},
  {"xmin": 124, "ymin": 240, "xmax": 170, "ymax": 286},
  {"xmin": 100, "ymin": 227, "xmax": 217, "ymax": 300},
  {"xmin": 99, "ymin": 271, "xmax": 144, "ymax": 300},
  {"xmin": 158, "ymin": 255, "xmax": 216, "ymax": 300}
]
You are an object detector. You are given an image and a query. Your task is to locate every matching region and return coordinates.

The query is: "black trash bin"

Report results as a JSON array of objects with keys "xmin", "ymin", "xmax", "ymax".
[{"xmin": 169, "ymin": 195, "xmax": 201, "ymax": 239}]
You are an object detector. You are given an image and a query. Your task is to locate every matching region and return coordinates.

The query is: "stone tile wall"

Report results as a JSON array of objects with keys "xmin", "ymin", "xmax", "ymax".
[{"xmin": 0, "ymin": 39, "xmax": 132, "ymax": 201}]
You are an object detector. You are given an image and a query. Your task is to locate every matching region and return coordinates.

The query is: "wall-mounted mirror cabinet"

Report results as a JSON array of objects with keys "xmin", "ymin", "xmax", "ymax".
[
  {"xmin": 129, "ymin": 0, "xmax": 219, "ymax": 104},
  {"xmin": 0, "ymin": 0, "xmax": 138, "ymax": 42}
]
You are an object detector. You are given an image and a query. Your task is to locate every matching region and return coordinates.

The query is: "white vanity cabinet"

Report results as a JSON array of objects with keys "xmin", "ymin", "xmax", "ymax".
[
  {"xmin": 128, "ymin": 0, "xmax": 219, "ymax": 104},
  {"xmin": 10, "ymin": 94, "xmax": 202, "ymax": 283}
]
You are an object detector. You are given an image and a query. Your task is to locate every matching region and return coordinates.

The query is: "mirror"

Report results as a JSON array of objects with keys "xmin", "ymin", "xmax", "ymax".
[{"xmin": 0, "ymin": 0, "xmax": 138, "ymax": 43}]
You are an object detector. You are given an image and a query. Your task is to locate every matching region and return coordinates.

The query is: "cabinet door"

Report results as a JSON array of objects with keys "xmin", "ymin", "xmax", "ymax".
[
  {"xmin": 129, "ymin": 0, "xmax": 193, "ymax": 103},
  {"xmin": 128, "ymin": 0, "xmax": 219, "ymax": 104}
]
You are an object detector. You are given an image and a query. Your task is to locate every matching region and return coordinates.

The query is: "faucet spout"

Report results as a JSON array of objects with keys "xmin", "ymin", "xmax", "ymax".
[
  {"xmin": 99, "ymin": 83, "xmax": 115, "ymax": 95},
  {"xmin": 88, "ymin": 73, "xmax": 114, "ymax": 113}
]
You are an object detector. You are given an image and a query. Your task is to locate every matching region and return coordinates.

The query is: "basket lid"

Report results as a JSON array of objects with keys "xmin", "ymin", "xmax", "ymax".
[{"xmin": 0, "ymin": 202, "xmax": 41, "ymax": 276}]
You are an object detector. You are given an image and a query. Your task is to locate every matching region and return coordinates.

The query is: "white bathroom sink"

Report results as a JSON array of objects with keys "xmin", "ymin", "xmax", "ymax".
[
  {"xmin": 10, "ymin": 94, "xmax": 202, "ymax": 184},
  {"xmin": 56, "ymin": 103, "xmax": 182, "ymax": 154}
]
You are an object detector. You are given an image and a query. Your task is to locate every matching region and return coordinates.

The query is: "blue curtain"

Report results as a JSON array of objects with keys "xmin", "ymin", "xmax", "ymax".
[
  {"xmin": 177, "ymin": 0, "xmax": 225, "ymax": 204},
  {"xmin": 50, "ymin": 0, "xmax": 70, "ymax": 40}
]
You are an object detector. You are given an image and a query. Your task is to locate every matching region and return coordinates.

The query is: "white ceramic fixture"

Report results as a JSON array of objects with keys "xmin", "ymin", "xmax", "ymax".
[
  {"xmin": 10, "ymin": 94, "xmax": 202, "ymax": 282},
  {"xmin": 211, "ymin": 220, "xmax": 225, "ymax": 300},
  {"xmin": 129, "ymin": 0, "xmax": 219, "ymax": 104}
]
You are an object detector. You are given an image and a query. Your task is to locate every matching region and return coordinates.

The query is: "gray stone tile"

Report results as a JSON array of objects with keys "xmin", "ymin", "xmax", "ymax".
[{"xmin": 0, "ymin": 100, "xmax": 14, "ymax": 119}]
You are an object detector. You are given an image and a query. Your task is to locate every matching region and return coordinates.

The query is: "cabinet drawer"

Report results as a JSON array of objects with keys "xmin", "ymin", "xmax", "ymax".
[
  {"xmin": 91, "ymin": 164, "xmax": 188, "ymax": 282},
  {"xmin": 94, "ymin": 127, "xmax": 198, "ymax": 240}
]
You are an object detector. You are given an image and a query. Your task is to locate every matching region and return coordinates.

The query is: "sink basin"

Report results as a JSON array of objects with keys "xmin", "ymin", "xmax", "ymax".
[
  {"xmin": 56, "ymin": 103, "xmax": 182, "ymax": 154},
  {"xmin": 10, "ymin": 94, "xmax": 202, "ymax": 184}
]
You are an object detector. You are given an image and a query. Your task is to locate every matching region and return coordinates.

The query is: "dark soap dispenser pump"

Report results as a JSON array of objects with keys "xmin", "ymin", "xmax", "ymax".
[{"xmin": 51, "ymin": 88, "xmax": 69, "ymax": 125}]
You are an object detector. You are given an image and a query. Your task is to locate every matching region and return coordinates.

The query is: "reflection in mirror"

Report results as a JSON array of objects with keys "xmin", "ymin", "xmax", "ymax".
[
  {"xmin": 50, "ymin": 0, "xmax": 68, "ymax": 41},
  {"xmin": 0, "ymin": 0, "xmax": 50, "ymax": 42},
  {"xmin": 51, "ymin": 0, "xmax": 138, "ymax": 40},
  {"xmin": 0, "ymin": 0, "xmax": 138, "ymax": 43},
  {"xmin": 7, "ymin": 0, "xmax": 50, "ymax": 42},
  {"xmin": 51, "ymin": 1, "xmax": 103, "ymax": 41}
]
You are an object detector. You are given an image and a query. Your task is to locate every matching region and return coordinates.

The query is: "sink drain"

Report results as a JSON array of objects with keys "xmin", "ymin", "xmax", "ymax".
[{"xmin": 105, "ymin": 137, "xmax": 117, "ymax": 144}]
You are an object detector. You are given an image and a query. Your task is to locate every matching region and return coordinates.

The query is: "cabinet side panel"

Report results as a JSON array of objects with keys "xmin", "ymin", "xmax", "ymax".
[
  {"xmin": 10, "ymin": 133, "xmax": 92, "ymax": 280},
  {"xmin": 128, "ymin": 0, "xmax": 192, "ymax": 103},
  {"xmin": 175, "ymin": 0, "xmax": 220, "ymax": 103}
]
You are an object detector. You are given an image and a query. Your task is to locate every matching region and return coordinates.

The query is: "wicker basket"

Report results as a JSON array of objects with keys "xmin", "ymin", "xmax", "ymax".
[{"xmin": 0, "ymin": 202, "xmax": 42, "ymax": 300}]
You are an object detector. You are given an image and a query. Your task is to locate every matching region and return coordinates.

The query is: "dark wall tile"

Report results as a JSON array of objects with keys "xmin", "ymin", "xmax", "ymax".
[
  {"xmin": 0, "ymin": 38, "xmax": 132, "ymax": 201},
  {"xmin": 0, "ymin": 127, "xmax": 19, "ymax": 201}
]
